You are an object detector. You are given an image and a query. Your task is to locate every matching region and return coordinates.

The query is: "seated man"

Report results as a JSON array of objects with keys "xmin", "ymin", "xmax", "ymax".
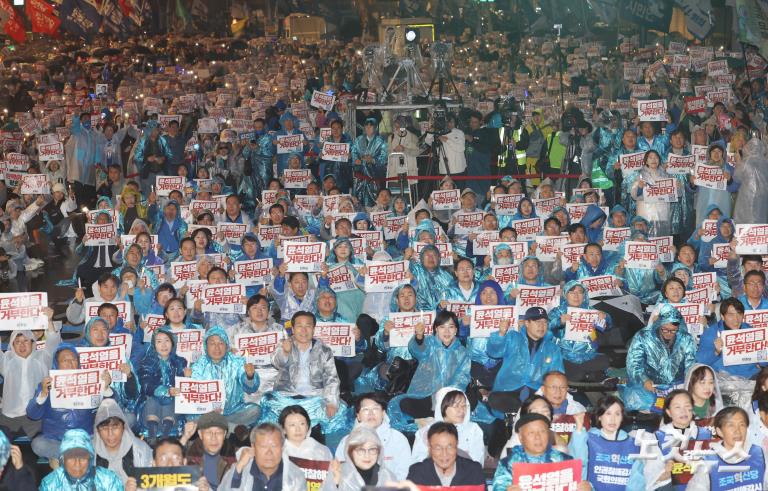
[
  {"xmin": 219, "ymin": 423, "xmax": 306, "ymax": 491},
  {"xmin": 39, "ymin": 429, "xmax": 122, "ymax": 491},
  {"xmin": 125, "ymin": 437, "xmax": 210, "ymax": 491},
  {"xmin": 260, "ymin": 311, "xmax": 346, "ymax": 436},
  {"xmin": 92, "ymin": 399, "xmax": 152, "ymax": 485},
  {"xmin": 66, "ymin": 272, "xmax": 122, "ymax": 325},
  {"xmin": 537, "ymin": 371, "xmax": 586, "ymax": 416},
  {"xmin": 184, "ymin": 412, "xmax": 236, "ymax": 491},
  {"xmin": 406, "ymin": 422, "xmax": 485, "ymax": 487}
]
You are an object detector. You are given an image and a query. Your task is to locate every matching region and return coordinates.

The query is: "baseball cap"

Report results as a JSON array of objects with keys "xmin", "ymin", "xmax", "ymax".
[{"xmin": 522, "ymin": 306, "xmax": 547, "ymax": 321}]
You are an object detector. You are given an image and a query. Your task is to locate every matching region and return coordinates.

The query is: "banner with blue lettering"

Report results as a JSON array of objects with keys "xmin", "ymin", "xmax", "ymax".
[{"xmin": 59, "ymin": 0, "xmax": 102, "ymax": 41}]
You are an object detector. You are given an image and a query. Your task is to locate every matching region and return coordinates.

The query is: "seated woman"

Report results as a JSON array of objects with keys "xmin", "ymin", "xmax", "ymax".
[
  {"xmin": 387, "ymin": 311, "xmax": 471, "ymax": 434},
  {"xmin": 685, "ymin": 363, "xmax": 722, "ymax": 422},
  {"xmin": 322, "ymin": 426, "xmax": 398, "ymax": 490},
  {"xmin": 410, "ymin": 388, "xmax": 485, "ymax": 466},
  {"xmin": 280, "ymin": 405, "xmax": 333, "ymax": 460},
  {"xmin": 547, "ymin": 280, "xmax": 612, "ymax": 382}
]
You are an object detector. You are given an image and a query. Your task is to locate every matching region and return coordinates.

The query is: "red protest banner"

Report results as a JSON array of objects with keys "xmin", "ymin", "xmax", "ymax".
[
  {"xmin": 470, "ymin": 305, "xmax": 516, "ymax": 337},
  {"xmin": 283, "ymin": 242, "xmax": 326, "ymax": 272},
  {"xmin": 512, "ymin": 460, "xmax": 582, "ymax": 490}
]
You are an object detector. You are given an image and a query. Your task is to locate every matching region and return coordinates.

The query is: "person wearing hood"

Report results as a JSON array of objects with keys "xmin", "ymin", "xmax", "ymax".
[
  {"xmin": 273, "ymin": 111, "xmax": 306, "ymax": 174},
  {"xmin": 92, "ymin": 399, "xmax": 153, "ymax": 484},
  {"xmin": 629, "ymin": 150, "xmax": 676, "ymax": 237},
  {"xmin": 187, "ymin": 326, "xmax": 260, "ymax": 427},
  {"xmin": 351, "ymin": 117, "xmax": 388, "ymax": 209},
  {"xmin": 361, "ymin": 249, "xmax": 396, "ymax": 323},
  {"xmin": 624, "ymin": 304, "xmax": 696, "ymax": 411},
  {"xmin": 242, "ymin": 117, "xmax": 275, "ymax": 203},
  {"xmin": 216, "ymin": 195, "xmax": 253, "ymax": 255},
  {"xmin": 697, "ymin": 215, "xmax": 735, "ymax": 299},
  {"xmin": 579, "ymin": 203, "xmax": 607, "ymax": 244},
  {"xmin": 334, "ymin": 393, "xmax": 410, "ymax": 480},
  {"xmin": 323, "ymin": 237, "xmax": 366, "ymax": 322},
  {"xmin": 607, "ymin": 129, "xmax": 641, "ymax": 216},
  {"xmin": 44, "ymin": 181, "xmax": 79, "ymax": 242},
  {"xmin": 72, "ymin": 210, "xmax": 121, "ymax": 291},
  {"xmin": 733, "ymin": 135, "xmax": 768, "ymax": 224},
  {"xmin": 279, "ymin": 405, "xmax": 333, "ymax": 461},
  {"xmin": 220, "ymin": 422, "xmax": 307, "ymax": 491},
  {"xmin": 548, "ymin": 281, "xmax": 612, "ymax": 382},
  {"xmin": 387, "ymin": 311, "xmax": 471, "ymax": 434},
  {"xmin": 697, "ymin": 298, "xmax": 765, "ymax": 379},
  {"xmin": 692, "ymin": 142, "xmax": 739, "ymax": 226},
  {"xmin": 118, "ymin": 185, "xmax": 152, "ymax": 236},
  {"xmin": 134, "ymin": 119, "xmax": 173, "ymax": 196},
  {"xmin": 230, "ymin": 233, "xmax": 266, "ymax": 296},
  {"xmin": 687, "ymin": 203, "xmax": 724, "ymax": 252},
  {"xmin": 440, "ymin": 257, "xmax": 480, "ymax": 340},
  {"xmin": 467, "ymin": 280, "xmax": 510, "ymax": 394},
  {"xmin": 566, "ymin": 396, "xmax": 647, "ymax": 491},
  {"xmin": 0, "ymin": 428, "xmax": 36, "ymax": 490},
  {"xmin": 0, "ymin": 310, "xmax": 60, "ymax": 440},
  {"xmin": 684, "ymin": 364, "xmax": 723, "ymax": 422},
  {"xmin": 613, "ymin": 229, "xmax": 666, "ymax": 305},
  {"xmin": 448, "ymin": 188, "xmax": 484, "ymax": 256},
  {"xmin": 408, "ymin": 243, "xmax": 454, "ymax": 312},
  {"xmin": 64, "ymin": 112, "xmax": 105, "ymax": 207},
  {"xmin": 138, "ymin": 328, "xmax": 188, "ymax": 443},
  {"xmin": 111, "ymin": 242, "xmax": 159, "ymax": 291},
  {"xmin": 39, "ymin": 428, "xmax": 123, "ymax": 491},
  {"xmin": 27, "ymin": 343, "xmax": 113, "ymax": 461},
  {"xmin": 152, "ymin": 200, "xmax": 187, "ymax": 258},
  {"xmin": 687, "ymin": 406, "xmax": 768, "ymax": 491},
  {"xmin": 269, "ymin": 262, "xmax": 319, "ymax": 324},
  {"xmin": 323, "ymin": 426, "xmax": 397, "ymax": 490},
  {"xmin": 101, "ymin": 122, "xmax": 139, "ymax": 174}
]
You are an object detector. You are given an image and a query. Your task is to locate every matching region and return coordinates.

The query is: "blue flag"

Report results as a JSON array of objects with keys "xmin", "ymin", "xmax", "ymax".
[{"xmin": 59, "ymin": 0, "xmax": 102, "ymax": 40}]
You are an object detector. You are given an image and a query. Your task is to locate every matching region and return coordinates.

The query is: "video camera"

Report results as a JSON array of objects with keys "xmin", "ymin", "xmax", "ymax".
[
  {"xmin": 431, "ymin": 103, "xmax": 450, "ymax": 136},
  {"xmin": 497, "ymin": 96, "xmax": 523, "ymax": 129}
]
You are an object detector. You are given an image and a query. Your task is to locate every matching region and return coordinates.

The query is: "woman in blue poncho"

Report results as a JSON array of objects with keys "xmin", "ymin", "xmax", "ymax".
[
  {"xmin": 387, "ymin": 311, "xmax": 471, "ymax": 433},
  {"xmin": 324, "ymin": 237, "xmax": 366, "ymax": 322},
  {"xmin": 137, "ymin": 328, "xmax": 187, "ymax": 443},
  {"xmin": 351, "ymin": 117, "xmax": 388, "ymax": 208},
  {"xmin": 408, "ymin": 243, "xmax": 454, "ymax": 312},
  {"xmin": 468, "ymin": 280, "xmax": 509, "ymax": 392},
  {"xmin": 548, "ymin": 280, "xmax": 612, "ymax": 382}
]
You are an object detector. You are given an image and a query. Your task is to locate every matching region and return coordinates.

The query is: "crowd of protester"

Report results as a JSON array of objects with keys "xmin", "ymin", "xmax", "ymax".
[{"xmin": 1, "ymin": 24, "xmax": 768, "ymax": 491}]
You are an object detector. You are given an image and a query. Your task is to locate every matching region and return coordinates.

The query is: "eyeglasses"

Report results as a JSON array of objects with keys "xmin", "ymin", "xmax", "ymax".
[
  {"xmin": 359, "ymin": 406, "xmax": 383, "ymax": 414},
  {"xmin": 660, "ymin": 327, "xmax": 679, "ymax": 335},
  {"xmin": 353, "ymin": 446, "xmax": 380, "ymax": 457}
]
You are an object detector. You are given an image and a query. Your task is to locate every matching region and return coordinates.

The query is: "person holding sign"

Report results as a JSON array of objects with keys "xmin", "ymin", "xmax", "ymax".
[
  {"xmin": 408, "ymin": 243, "xmax": 455, "ymax": 312},
  {"xmin": 567, "ymin": 396, "xmax": 648, "ymax": 491},
  {"xmin": 667, "ymin": 129, "xmax": 697, "ymax": 242},
  {"xmin": 547, "ymin": 281, "xmax": 612, "ymax": 382},
  {"xmin": 188, "ymin": 326, "xmax": 260, "ymax": 427},
  {"xmin": 241, "ymin": 118, "xmax": 276, "ymax": 204},
  {"xmin": 615, "ymin": 230, "xmax": 666, "ymax": 305},
  {"xmin": 137, "ymin": 328, "xmax": 189, "ymax": 445},
  {"xmin": 74, "ymin": 211, "xmax": 120, "ymax": 292},
  {"xmin": 27, "ymin": 344, "xmax": 112, "ymax": 462},
  {"xmin": 696, "ymin": 298, "xmax": 764, "ymax": 379},
  {"xmin": 269, "ymin": 265, "xmax": 320, "ymax": 325},
  {"xmin": 692, "ymin": 143, "xmax": 738, "ymax": 226},
  {"xmin": 317, "ymin": 119, "xmax": 353, "ymax": 193},
  {"xmin": 486, "ymin": 307, "xmax": 564, "ymax": 415},
  {"xmin": 687, "ymin": 406, "xmax": 768, "ymax": 491},
  {"xmin": 64, "ymin": 113, "xmax": 105, "ymax": 208},
  {"xmin": 152, "ymin": 200, "xmax": 188, "ymax": 258},
  {"xmin": 492, "ymin": 413, "xmax": 587, "ymax": 491},
  {"xmin": 624, "ymin": 304, "xmax": 696, "ymax": 411},
  {"xmin": 630, "ymin": 150, "xmax": 678, "ymax": 237},
  {"xmin": 273, "ymin": 111, "xmax": 305, "ymax": 174},
  {"xmin": 351, "ymin": 118, "xmax": 388, "ymax": 209},
  {"xmin": 324, "ymin": 426, "xmax": 398, "ymax": 490},
  {"xmin": 388, "ymin": 311, "xmax": 471, "ymax": 433},
  {"xmin": 607, "ymin": 129, "xmax": 641, "ymax": 215},
  {"xmin": 39, "ymin": 428, "xmax": 123, "ymax": 491}
]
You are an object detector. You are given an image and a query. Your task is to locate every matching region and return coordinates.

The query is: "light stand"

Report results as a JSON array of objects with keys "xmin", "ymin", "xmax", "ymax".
[
  {"xmin": 383, "ymin": 38, "xmax": 428, "ymax": 103},
  {"xmin": 426, "ymin": 42, "xmax": 462, "ymax": 103}
]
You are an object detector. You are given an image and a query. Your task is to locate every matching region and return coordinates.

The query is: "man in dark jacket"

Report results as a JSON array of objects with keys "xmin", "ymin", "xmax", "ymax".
[
  {"xmin": 464, "ymin": 111, "xmax": 501, "ymax": 197},
  {"xmin": 0, "ymin": 78, "xmax": 33, "ymax": 116},
  {"xmin": 406, "ymin": 422, "xmax": 485, "ymax": 487},
  {"xmin": 184, "ymin": 412, "xmax": 236, "ymax": 491}
]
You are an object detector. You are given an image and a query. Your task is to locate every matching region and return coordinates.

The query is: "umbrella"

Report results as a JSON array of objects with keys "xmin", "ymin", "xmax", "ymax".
[{"xmin": 92, "ymin": 47, "xmax": 121, "ymax": 57}]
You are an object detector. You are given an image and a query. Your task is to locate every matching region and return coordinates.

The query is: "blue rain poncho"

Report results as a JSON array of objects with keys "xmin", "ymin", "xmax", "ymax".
[
  {"xmin": 692, "ymin": 153, "xmax": 739, "ymax": 225},
  {"xmin": 274, "ymin": 112, "xmax": 305, "ymax": 174},
  {"xmin": 409, "ymin": 244, "xmax": 454, "ymax": 312},
  {"xmin": 133, "ymin": 120, "xmax": 174, "ymax": 175},
  {"xmin": 315, "ymin": 131, "xmax": 353, "ymax": 192},
  {"xmin": 189, "ymin": 326, "xmax": 259, "ymax": 417},
  {"xmin": 548, "ymin": 281, "xmax": 612, "ymax": 363},
  {"xmin": 64, "ymin": 114, "xmax": 105, "ymax": 187},
  {"xmin": 442, "ymin": 280, "xmax": 480, "ymax": 339},
  {"xmin": 351, "ymin": 122, "xmax": 388, "ymax": 208},
  {"xmin": 668, "ymin": 150, "xmax": 696, "ymax": 239},
  {"xmin": 637, "ymin": 131, "xmax": 671, "ymax": 161},
  {"xmin": 152, "ymin": 200, "xmax": 188, "ymax": 256},
  {"xmin": 623, "ymin": 304, "xmax": 696, "ymax": 410},
  {"xmin": 687, "ymin": 203, "xmax": 725, "ymax": 252},
  {"xmin": 615, "ymin": 232, "xmax": 664, "ymax": 305},
  {"xmin": 580, "ymin": 204, "xmax": 607, "ymax": 244},
  {"xmin": 697, "ymin": 216, "xmax": 734, "ymax": 299},
  {"xmin": 241, "ymin": 130, "xmax": 275, "ymax": 203},
  {"xmin": 39, "ymin": 429, "xmax": 122, "ymax": 491},
  {"xmin": 325, "ymin": 238, "xmax": 366, "ymax": 322},
  {"xmin": 696, "ymin": 318, "xmax": 766, "ymax": 379},
  {"xmin": 486, "ymin": 323, "xmax": 564, "ymax": 392},
  {"xmin": 492, "ymin": 444, "xmax": 573, "ymax": 491},
  {"xmin": 137, "ymin": 328, "xmax": 188, "ymax": 433},
  {"xmin": 467, "ymin": 280, "xmax": 508, "ymax": 369}
]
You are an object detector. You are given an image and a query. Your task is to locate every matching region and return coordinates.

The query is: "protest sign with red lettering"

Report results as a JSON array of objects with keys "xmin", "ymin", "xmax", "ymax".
[
  {"xmin": 745, "ymin": 310, "xmax": 768, "ymax": 330},
  {"xmin": 693, "ymin": 272, "xmax": 718, "ymax": 300},
  {"xmin": 257, "ymin": 225, "xmax": 281, "ymax": 246},
  {"xmin": 706, "ymin": 89, "xmax": 732, "ymax": 105},
  {"xmin": 495, "ymin": 194, "xmax": 525, "ymax": 215},
  {"xmin": 84, "ymin": 223, "xmax": 116, "ymax": 246},
  {"xmin": 384, "ymin": 215, "xmax": 407, "ymax": 240},
  {"xmin": 638, "ymin": 99, "xmax": 667, "ymax": 122},
  {"xmin": 20, "ymin": 174, "xmax": 49, "ymax": 194},
  {"xmin": 510, "ymin": 217, "xmax": 543, "ymax": 241},
  {"xmin": 564, "ymin": 307, "xmax": 601, "ymax": 342},
  {"xmin": 320, "ymin": 142, "xmax": 350, "ymax": 162},
  {"xmin": 235, "ymin": 332, "xmax": 280, "ymax": 365},
  {"xmin": 310, "ymin": 90, "xmax": 335, "ymax": 111},
  {"xmin": 155, "ymin": 176, "xmax": 184, "ymax": 197},
  {"xmin": 692, "ymin": 145, "xmax": 708, "ymax": 165},
  {"xmin": 518, "ymin": 285, "xmax": 561, "ymax": 311},
  {"xmin": 50, "ymin": 368, "xmax": 104, "ymax": 409},
  {"xmin": 650, "ymin": 236, "xmax": 674, "ymax": 263},
  {"xmin": 670, "ymin": 303, "xmax": 706, "ymax": 336},
  {"xmin": 722, "ymin": 327, "xmax": 768, "ymax": 366},
  {"xmin": 189, "ymin": 200, "xmax": 219, "ymax": 216},
  {"xmin": 559, "ymin": 243, "xmax": 586, "ymax": 271},
  {"xmin": 514, "ymin": 459, "xmax": 582, "ymax": 490},
  {"xmin": 77, "ymin": 345, "xmax": 127, "ymax": 383},
  {"xmin": 318, "ymin": 127, "xmax": 333, "ymax": 143},
  {"xmin": 83, "ymin": 300, "xmax": 132, "ymax": 323},
  {"xmin": 565, "ymin": 204, "xmax": 609, "ymax": 224},
  {"xmin": 489, "ymin": 241, "xmax": 528, "ymax": 265},
  {"xmin": 175, "ymin": 329, "xmax": 204, "ymax": 364},
  {"xmin": 276, "ymin": 134, "xmax": 303, "ymax": 154},
  {"xmin": 365, "ymin": 260, "xmax": 409, "ymax": 293},
  {"xmin": 535, "ymin": 236, "xmax": 568, "ymax": 262},
  {"xmin": 430, "ymin": 189, "xmax": 460, "ymax": 211},
  {"xmin": 260, "ymin": 190, "xmax": 278, "ymax": 207},
  {"xmin": 288, "ymin": 457, "xmax": 330, "ymax": 490},
  {"xmin": 602, "ymin": 227, "xmax": 631, "ymax": 252},
  {"xmin": 175, "ymin": 378, "xmax": 226, "ymax": 414},
  {"xmin": 685, "ymin": 286, "xmax": 710, "ymax": 306},
  {"xmin": 37, "ymin": 140, "xmax": 64, "ymax": 161},
  {"xmin": 712, "ymin": 243, "xmax": 730, "ymax": 268},
  {"xmin": 453, "ymin": 211, "xmax": 484, "ymax": 235},
  {"xmin": 282, "ymin": 169, "xmax": 312, "ymax": 189},
  {"xmin": 6, "ymin": 153, "xmax": 29, "ymax": 169},
  {"xmin": 214, "ymin": 223, "xmax": 246, "ymax": 246},
  {"xmin": 233, "ymin": 258, "xmax": 273, "ymax": 287},
  {"xmin": 120, "ymin": 234, "xmax": 158, "ymax": 248},
  {"xmin": 0, "ymin": 292, "xmax": 47, "ymax": 330},
  {"xmin": 284, "ymin": 241, "xmax": 326, "ymax": 272},
  {"xmin": 707, "ymin": 59, "xmax": 728, "ymax": 76},
  {"xmin": 169, "ymin": 261, "xmax": 198, "ymax": 286},
  {"xmin": 582, "ymin": 275, "xmax": 620, "ymax": 297},
  {"xmin": 694, "ymin": 164, "xmax": 727, "ymax": 191},
  {"xmin": 631, "ymin": 84, "xmax": 651, "ymax": 98},
  {"xmin": 695, "ymin": 85, "xmax": 715, "ymax": 97},
  {"xmin": 202, "ymin": 284, "xmax": 246, "ymax": 314},
  {"xmin": 276, "ymin": 235, "xmax": 309, "ymax": 259},
  {"xmin": 645, "ymin": 178, "xmax": 678, "ymax": 203},
  {"xmin": 142, "ymin": 314, "xmax": 167, "ymax": 342},
  {"xmin": 414, "ymin": 242, "xmax": 454, "ymax": 267},
  {"xmin": 666, "ymin": 154, "xmax": 695, "ymax": 175},
  {"xmin": 315, "ymin": 322, "xmax": 355, "ymax": 357},
  {"xmin": 293, "ymin": 195, "xmax": 322, "ymax": 216},
  {"xmin": 619, "ymin": 151, "xmax": 646, "ymax": 173},
  {"xmin": 321, "ymin": 194, "xmax": 351, "ymax": 215},
  {"xmin": 531, "ymin": 197, "xmax": 559, "ymax": 218},
  {"xmin": 735, "ymin": 224, "xmax": 768, "ymax": 255},
  {"xmin": 473, "ymin": 231, "xmax": 500, "ymax": 256},
  {"xmin": 492, "ymin": 264, "xmax": 519, "ymax": 290},
  {"xmin": 370, "ymin": 211, "xmax": 390, "ymax": 230},
  {"xmin": 700, "ymin": 219, "xmax": 718, "ymax": 243},
  {"xmin": 470, "ymin": 305, "xmax": 516, "ymax": 337},
  {"xmin": 356, "ymin": 230, "xmax": 384, "ymax": 252},
  {"xmin": 684, "ymin": 96, "xmax": 708, "ymax": 115},
  {"xmin": 388, "ymin": 312, "xmax": 435, "ymax": 347},
  {"xmin": 446, "ymin": 302, "xmax": 473, "ymax": 319},
  {"xmin": 624, "ymin": 241, "xmax": 659, "ymax": 269},
  {"xmin": 326, "ymin": 264, "xmax": 357, "ymax": 293}
]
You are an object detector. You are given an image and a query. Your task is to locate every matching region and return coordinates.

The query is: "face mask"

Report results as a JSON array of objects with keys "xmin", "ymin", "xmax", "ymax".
[
  {"xmin": 255, "ymin": 129, "xmax": 266, "ymax": 136},
  {"xmin": 82, "ymin": 120, "xmax": 92, "ymax": 130}
]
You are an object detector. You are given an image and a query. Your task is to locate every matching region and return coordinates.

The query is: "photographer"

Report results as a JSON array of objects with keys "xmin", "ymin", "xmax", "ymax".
[
  {"xmin": 465, "ymin": 111, "xmax": 501, "ymax": 197},
  {"xmin": 557, "ymin": 108, "xmax": 595, "ymax": 199},
  {"xmin": 387, "ymin": 116, "xmax": 420, "ymax": 188},
  {"xmin": 424, "ymin": 113, "xmax": 466, "ymax": 176}
]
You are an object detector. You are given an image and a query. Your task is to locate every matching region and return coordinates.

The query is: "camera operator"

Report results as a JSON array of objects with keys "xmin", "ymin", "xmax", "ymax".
[
  {"xmin": 387, "ymin": 116, "xmax": 420, "ymax": 186},
  {"xmin": 521, "ymin": 110, "xmax": 554, "ymax": 193},
  {"xmin": 465, "ymin": 111, "xmax": 501, "ymax": 197},
  {"xmin": 424, "ymin": 113, "xmax": 466, "ymax": 176},
  {"xmin": 557, "ymin": 108, "xmax": 595, "ymax": 198}
]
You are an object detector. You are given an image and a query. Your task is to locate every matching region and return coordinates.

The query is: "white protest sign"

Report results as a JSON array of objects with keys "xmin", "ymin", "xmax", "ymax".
[
  {"xmin": 473, "ymin": 231, "xmax": 500, "ymax": 256},
  {"xmin": 142, "ymin": 314, "xmax": 167, "ymax": 342},
  {"xmin": 694, "ymin": 164, "xmax": 727, "ymax": 190},
  {"xmin": 77, "ymin": 345, "xmax": 127, "ymax": 383},
  {"xmin": 326, "ymin": 264, "xmax": 358, "ymax": 293},
  {"xmin": 535, "ymin": 236, "xmax": 568, "ymax": 262},
  {"xmin": 564, "ymin": 308, "xmax": 601, "ymax": 343},
  {"xmin": 470, "ymin": 305, "xmax": 516, "ymax": 337},
  {"xmin": 602, "ymin": 227, "xmax": 631, "ymax": 252},
  {"xmin": 50, "ymin": 369, "xmax": 104, "ymax": 409},
  {"xmin": 283, "ymin": 241, "xmax": 326, "ymax": 272},
  {"xmin": 453, "ymin": 211, "xmax": 484, "ymax": 235},
  {"xmin": 494, "ymin": 194, "xmax": 525, "ymax": 216},
  {"xmin": 0, "ymin": 292, "xmax": 48, "ymax": 330},
  {"xmin": 387, "ymin": 312, "xmax": 435, "ymax": 347},
  {"xmin": 581, "ymin": 275, "xmax": 620, "ymax": 297},
  {"xmin": 38, "ymin": 141, "xmax": 64, "ymax": 161},
  {"xmin": 712, "ymin": 243, "xmax": 731, "ymax": 268},
  {"xmin": 310, "ymin": 90, "xmax": 335, "ymax": 111},
  {"xmin": 510, "ymin": 217, "xmax": 543, "ymax": 241},
  {"xmin": 624, "ymin": 241, "xmax": 659, "ymax": 269},
  {"xmin": 320, "ymin": 142, "xmax": 350, "ymax": 162},
  {"xmin": 735, "ymin": 224, "xmax": 768, "ymax": 255},
  {"xmin": 314, "ymin": 322, "xmax": 355, "ymax": 357},
  {"xmin": 20, "ymin": 174, "xmax": 49, "ymax": 194},
  {"xmin": 666, "ymin": 154, "xmax": 695, "ymax": 175},
  {"xmin": 619, "ymin": 151, "xmax": 646, "ymax": 173},
  {"xmin": 365, "ymin": 260, "xmax": 409, "ymax": 293},
  {"xmin": 84, "ymin": 223, "xmax": 117, "ymax": 246},
  {"xmin": 638, "ymin": 99, "xmax": 667, "ymax": 121},
  {"xmin": 430, "ymin": 189, "xmax": 460, "ymax": 211},
  {"xmin": 235, "ymin": 331, "xmax": 281, "ymax": 365},
  {"xmin": 83, "ymin": 300, "xmax": 132, "ymax": 323},
  {"xmin": 644, "ymin": 178, "xmax": 678, "ymax": 203},
  {"xmin": 722, "ymin": 327, "xmax": 768, "ymax": 366},
  {"xmin": 233, "ymin": 258, "xmax": 273, "ymax": 287},
  {"xmin": 174, "ymin": 377, "xmax": 226, "ymax": 414},
  {"xmin": 201, "ymin": 283, "xmax": 246, "ymax": 314},
  {"xmin": 282, "ymin": 169, "xmax": 311, "ymax": 189},
  {"xmin": 175, "ymin": 329, "xmax": 204, "ymax": 364},
  {"xmin": 276, "ymin": 134, "xmax": 303, "ymax": 154},
  {"xmin": 155, "ymin": 176, "xmax": 185, "ymax": 197},
  {"xmin": 169, "ymin": 261, "xmax": 198, "ymax": 286},
  {"xmin": 492, "ymin": 264, "xmax": 519, "ymax": 290}
]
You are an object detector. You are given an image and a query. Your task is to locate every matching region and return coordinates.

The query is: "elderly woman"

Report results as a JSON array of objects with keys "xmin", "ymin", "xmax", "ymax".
[{"xmin": 322, "ymin": 426, "xmax": 397, "ymax": 490}]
